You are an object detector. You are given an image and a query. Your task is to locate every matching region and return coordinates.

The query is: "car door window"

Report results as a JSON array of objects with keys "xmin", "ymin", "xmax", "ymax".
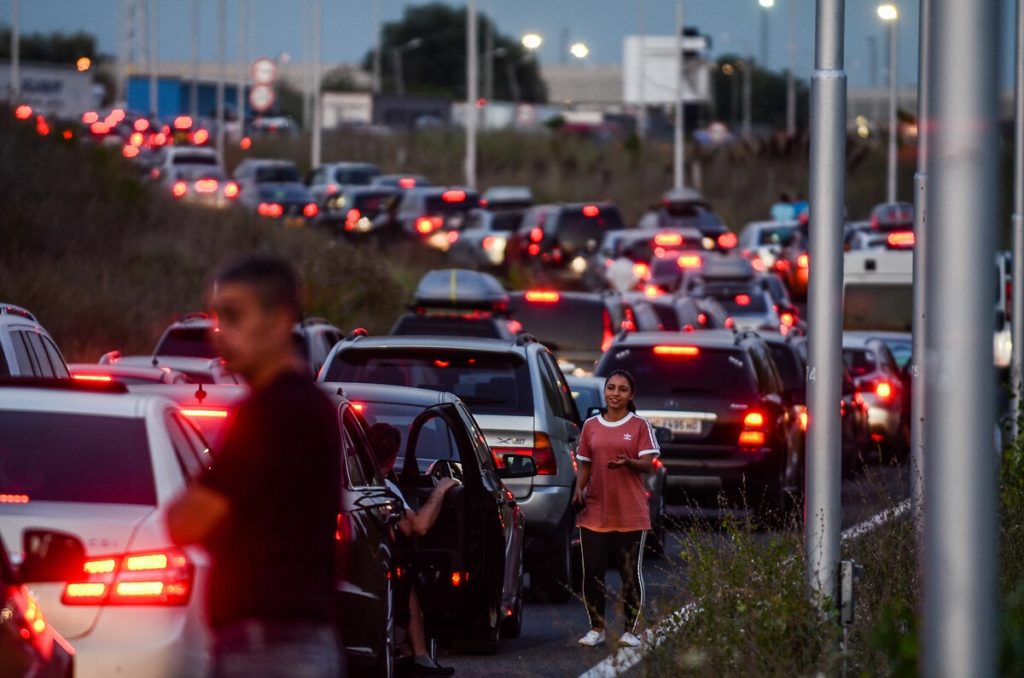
[
  {"xmin": 41, "ymin": 336, "xmax": 69, "ymax": 378},
  {"xmin": 165, "ymin": 412, "xmax": 205, "ymax": 480},
  {"xmin": 0, "ymin": 344, "xmax": 9, "ymax": 377},
  {"xmin": 26, "ymin": 333, "xmax": 57, "ymax": 377},
  {"xmin": 342, "ymin": 409, "xmax": 385, "ymax": 488},
  {"xmin": 12, "ymin": 331, "xmax": 46, "ymax": 376},
  {"xmin": 539, "ymin": 353, "xmax": 577, "ymax": 422},
  {"xmin": 174, "ymin": 413, "xmax": 215, "ymax": 470}
]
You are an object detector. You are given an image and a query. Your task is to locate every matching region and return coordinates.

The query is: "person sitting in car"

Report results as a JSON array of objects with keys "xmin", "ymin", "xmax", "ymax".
[{"xmin": 368, "ymin": 422, "xmax": 459, "ymax": 677}]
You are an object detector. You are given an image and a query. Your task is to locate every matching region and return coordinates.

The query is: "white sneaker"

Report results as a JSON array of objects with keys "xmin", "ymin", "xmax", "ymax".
[
  {"xmin": 578, "ymin": 629, "xmax": 606, "ymax": 647},
  {"xmin": 618, "ymin": 632, "xmax": 642, "ymax": 648}
]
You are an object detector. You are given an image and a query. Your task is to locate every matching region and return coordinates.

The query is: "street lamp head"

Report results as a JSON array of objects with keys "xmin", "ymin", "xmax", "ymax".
[
  {"xmin": 570, "ymin": 42, "xmax": 589, "ymax": 59},
  {"xmin": 877, "ymin": 3, "xmax": 899, "ymax": 21},
  {"xmin": 521, "ymin": 33, "xmax": 543, "ymax": 50},
  {"xmin": 758, "ymin": 0, "xmax": 776, "ymax": 8},
  {"xmin": 722, "ymin": 63, "xmax": 735, "ymax": 76},
  {"xmin": 75, "ymin": 56, "xmax": 92, "ymax": 72}
]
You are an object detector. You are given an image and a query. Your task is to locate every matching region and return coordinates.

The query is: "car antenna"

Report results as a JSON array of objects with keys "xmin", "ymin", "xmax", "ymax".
[
  {"xmin": 151, "ymin": 356, "xmax": 160, "ymax": 367},
  {"xmin": 195, "ymin": 383, "xmax": 207, "ymax": 404}
]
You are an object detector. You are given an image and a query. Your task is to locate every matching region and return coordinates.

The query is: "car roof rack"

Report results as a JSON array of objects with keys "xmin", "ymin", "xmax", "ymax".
[
  {"xmin": 345, "ymin": 327, "xmax": 369, "ymax": 342},
  {"xmin": 0, "ymin": 304, "xmax": 37, "ymax": 322},
  {"xmin": 0, "ymin": 376, "xmax": 129, "ymax": 394}
]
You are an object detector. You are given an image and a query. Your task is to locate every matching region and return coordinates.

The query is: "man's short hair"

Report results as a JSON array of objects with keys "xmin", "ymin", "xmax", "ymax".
[
  {"xmin": 368, "ymin": 423, "xmax": 402, "ymax": 471},
  {"xmin": 215, "ymin": 255, "xmax": 303, "ymax": 322}
]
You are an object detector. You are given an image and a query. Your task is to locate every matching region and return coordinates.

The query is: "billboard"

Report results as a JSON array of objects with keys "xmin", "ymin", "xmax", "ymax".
[
  {"xmin": 623, "ymin": 35, "xmax": 711, "ymax": 105},
  {"xmin": 0, "ymin": 62, "xmax": 95, "ymax": 117}
]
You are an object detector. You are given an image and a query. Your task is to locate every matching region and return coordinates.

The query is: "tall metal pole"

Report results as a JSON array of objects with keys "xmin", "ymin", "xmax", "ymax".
[
  {"xmin": 465, "ymin": 0, "xmax": 478, "ymax": 189},
  {"xmin": 673, "ymin": 0, "xmax": 685, "ymax": 189},
  {"xmin": 637, "ymin": 0, "xmax": 647, "ymax": 139},
  {"xmin": 760, "ymin": 6, "xmax": 770, "ymax": 68},
  {"xmin": 868, "ymin": 35, "xmax": 879, "ymax": 128},
  {"xmin": 191, "ymin": 0, "xmax": 199, "ymax": 118},
  {"xmin": 742, "ymin": 59, "xmax": 753, "ymax": 139},
  {"xmin": 923, "ymin": 0, "xmax": 999, "ymax": 674},
  {"xmin": 148, "ymin": 0, "xmax": 158, "ymax": 117},
  {"xmin": 372, "ymin": 0, "xmax": 382, "ymax": 94},
  {"xmin": 237, "ymin": 0, "xmax": 248, "ymax": 135},
  {"xmin": 786, "ymin": 0, "xmax": 797, "ymax": 136},
  {"xmin": 216, "ymin": 0, "xmax": 226, "ymax": 158},
  {"xmin": 804, "ymin": 0, "xmax": 845, "ymax": 605},
  {"xmin": 119, "ymin": 0, "xmax": 129, "ymax": 105},
  {"xmin": 484, "ymin": 18, "xmax": 494, "ymax": 102},
  {"xmin": 310, "ymin": 0, "xmax": 322, "ymax": 168},
  {"xmin": 10, "ymin": 0, "xmax": 20, "ymax": 102},
  {"xmin": 886, "ymin": 17, "xmax": 898, "ymax": 203},
  {"xmin": 910, "ymin": 0, "xmax": 931, "ymax": 559},
  {"xmin": 1011, "ymin": 0, "xmax": 1024, "ymax": 440}
]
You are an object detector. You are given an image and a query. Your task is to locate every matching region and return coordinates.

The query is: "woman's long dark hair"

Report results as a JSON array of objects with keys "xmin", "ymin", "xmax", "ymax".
[{"xmin": 603, "ymin": 369, "xmax": 638, "ymax": 414}]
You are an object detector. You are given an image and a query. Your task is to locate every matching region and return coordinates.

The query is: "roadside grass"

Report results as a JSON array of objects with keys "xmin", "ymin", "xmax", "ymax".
[
  {"xmin": 0, "ymin": 116, "xmax": 442, "ymax": 361},
  {"xmin": 636, "ymin": 442, "xmax": 1024, "ymax": 677}
]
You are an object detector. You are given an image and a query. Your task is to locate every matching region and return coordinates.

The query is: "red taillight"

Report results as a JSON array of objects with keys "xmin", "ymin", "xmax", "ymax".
[
  {"xmin": 632, "ymin": 262, "xmax": 651, "ymax": 280},
  {"xmin": 63, "ymin": 548, "xmax": 194, "ymax": 606},
  {"xmin": 743, "ymin": 411, "xmax": 765, "ymax": 428},
  {"xmin": 351, "ymin": 403, "xmax": 365, "ymax": 413},
  {"xmin": 35, "ymin": 115, "xmax": 50, "ymax": 136},
  {"xmin": 653, "ymin": 345, "xmax": 699, "ymax": 356},
  {"xmin": 442, "ymin": 190, "xmax": 466, "ymax": 202},
  {"xmin": 875, "ymin": 381, "xmax": 894, "ymax": 400},
  {"xmin": 240, "ymin": 136, "xmax": 252, "ymax": 150},
  {"xmin": 886, "ymin": 231, "xmax": 915, "ymax": 248},
  {"xmin": 194, "ymin": 178, "xmax": 219, "ymax": 193},
  {"xmin": 0, "ymin": 494, "xmax": 29, "ymax": 504},
  {"xmin": 129, "ymin": 131, "xmax": 144, "ymax": 146},
  {"xmin": 90, "ymin": 121, "xmax": 110, "ymax": 135},
  {"xmin": 303, "ymin": 203, "xmax": 319, "ymax": 218},
  {"xmin": 173, "ymin": 115, "xmax": 193, "ymax": 130},
  {"xmin": 529, "ymin": 226, "xmax": 544, "ymax": 243},
  {"xmin": 172, "ymin": 181, "xmax": 188, "ymax": 198},
  {"xmin": 601, "ymin": 310, "xmax": 615, "ymax": 352},
  {"xmin": 345, "ymin": 208, "xmax": 362, "ymax": 230},
  {"xmin": 133, "ymin": 118, "xmax": 150, "ymax": 132},
  {"xmin": 582, "ymin": 204, "xmax": 600, "ymax": 217},
  {"xmin": 739, "ymin": 431, "xmax": 765, "ymax": 446},
  {"xmin": 14, "ymin": 105, "xmax": 32, "ymax": 120},
  {"xmin": 780, "ymin": 311, "xmax": 796, "ymax": 327},
  {"xmin": 525, "ymin": 290, "xmax": 560, "ymax": 303},
  {"xmin": 654, "ymin": 232, "xmax": 683, "ymax": 247},
  {"xmin": 399, "ymin": 177, "xmax": 416, "ymax": 189},
  {"xmin": 224, "ymin": 181, "xmax": 240, "ymax": 199},
  {"xmin": 416, "ymin": 216, "xmax": 442, "ymax": 234},
  {"xmin": 528, "ymin": 243, "xmax": 541, "ymax": 256},
  {"xmin": 258, "ymin": 202, "xmax": 284, "ymax": 218},
  {"xmin": 677, "ymin": 254, "xmax": 702, "ymax": 269},
  {"xmin": 797, "ymin": 253, "xmax": 809, "ymax": 268},
  {"xmin": 451, "ymin": 571, "xmax": 469, "ymax": 587},
  {"xmin": 181, "ymin": 408, "xmax": 229, "ymax": 419},
  {"xmin": 739, "ymin": 409, "xmax": 767, "ymax": 448},
  {"xmin": 717, "ymin": 232, "xmax": 738, "ymax": 249},
  {"xmin": 122, "ymin": 145, "xmax": 140, "ymax": 158},
  {"xmin": 191, "ymin": 128, "xmax": 210, "ymax": 145},
  {"xmin": 82, "ymin": 111, "xmax": 99, "ymax": 124},
  {"xmin": 734, "ymin": 294, "xmax": 751, "ymax": 306},
  {"xmin": 622, "ymin": 307, "xmax": 637, "ymax": 332},
  {"xmin": 798, "ymin": 406, "xmax": 808, "ymax": 432},
  {"xmin": 643, "ymin": 284, "xmax": 663, "ymax": 298},
  {"xmin": 72, "ymin": 373, "xmax": 114, "ymax": 383},
  {"xmin": 493, "ymin": 433, "xmax": 557, "ymax": 475}
]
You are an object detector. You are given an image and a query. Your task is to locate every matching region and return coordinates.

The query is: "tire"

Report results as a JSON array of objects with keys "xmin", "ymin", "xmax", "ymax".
[
  {"xmin": 534, "ymin": 520, "xmax": 573, "ymax": 604},
  {"xmin": 501, "ymin": 563, "xmax": 524, "ymax": 639}
]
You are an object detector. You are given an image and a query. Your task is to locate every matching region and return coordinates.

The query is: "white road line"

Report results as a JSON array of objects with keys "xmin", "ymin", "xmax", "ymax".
[{"xmin": 578, "ymin": 499, "xmax": 913, "ymax": 678}]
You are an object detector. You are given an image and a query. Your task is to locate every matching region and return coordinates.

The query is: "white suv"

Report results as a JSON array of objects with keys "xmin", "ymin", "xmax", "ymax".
[
  {"xmin": 0, "ymin": 304, "xmax": 69, "ymax": 378},
  {"xmin": 0, "ymin": 382, "xmax": 214, "ymax": 677}
]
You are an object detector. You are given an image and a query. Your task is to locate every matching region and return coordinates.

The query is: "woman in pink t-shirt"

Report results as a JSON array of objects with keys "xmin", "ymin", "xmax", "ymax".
[{"xmin": 572, "ymin": 370, "xmax": 660, "ymax": 649}]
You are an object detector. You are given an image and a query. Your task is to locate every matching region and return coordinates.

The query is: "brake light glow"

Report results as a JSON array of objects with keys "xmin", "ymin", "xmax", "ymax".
[
  {"xmin": 780, "ymin": 312, "xmax": 796, "ymax": 327},
  {"xmin": 133, "ymin": 118, "xmax": 150, "ymax": 132},
  {"xmin": 224, "ymin": 181, "xmax": 240, "ymax": 199},
  {"xmin": 582, "ymin": 204, "xmax": 600, "ymax": 217},
  {"xmin": 72, "ymin": 373, "xmax": 114, "ymax": 383},
  {"xmin": 525, "ymin": 290, "xmax": 560, "ymax": 303},
  {"xmin": 654, "ymin": 232, "xmax": 683, "ymax": 247},
  {"xmin": 303, "ymin": 203, "xmax": 319, "ymax": 218},
  {"xmin": 258, "ymin": 202, "xmax": 284, "ymax": 218},
  {"xmin": 632, "ymin": 262, "xmax": 651, "ymax": 280},
  {"xmin": 351, "ymin": 403, "xmax": 365, "ymax": 413},
  {"xmin": 601, "ymin": 310, "xmax": 615, "ymax": 352},
  {"xmin": 528, "ymin": 243, "xmax": 541, "ymax": 256},
  {"xmin": 63, "ymin": 548, "xmax": 193, "ymax": 606},
  {"xmin": 743, "ymin": 412, "xmax": 765, "ymax": 428},
  {"xmin": 797, "ymin": 406, "xmax": 808, "ymax": 432},
  {"xmin": 451, "ymin": 571, "xmax": 469, "ymax": 587},
  {"xmin": 35, "ymin": 115, "xmax": 50, "ymax": 136},
  {"xmin": 82, "ymin": 111, "xmax": 99, "ymax": 124},
  {"xmin": 734, "ymin": 294, "xmax": 751, "ymax": 306},
  {"xmin": 653, "ymin": 346, "xmax": 699, "ymax": 356},
  {"xmin": 677, "ymin": 254, "xmax": 702, "ymax": 269},
  {"xmin": 739, "ymin": 408, "xmax": 767, "ymax": 448},
  {"xmin": 643, "ymin": 284, "xmax": 663, "ymax": 298},
  {"xmin": 14, "ymin": 105, "xmax": 32, "ymax": 120},
  {"xmin": 0, "ymin": 494, "xmax": 29, "ymax": 504},
  {"xmin": 240, "ymin": 136, "xmax": 252, "ymax": 150},
  {"xmin": 797, "ymin": 253, "xmax": 809, "ymax": 268},
  {"xmin": 875, "ymin": 381, "xmax": 894, "ymax": 400},
  {"xmin": 191, "ymin": 128, "xmax": 210, "ymax": 145},
  {"xmin": 717, "ymin": 232, "xmax": 738, "ymax": 249},
  {"xmin": 887, "ymin": 231, "xmax": 915, "ymax": 248},
  {"xmin": 530, "ymin": 227, "xmax": 544, "ymax": 243},
  {"xmin": 416, "ymin": 216, "xmax": 442, "ymax": 234},
  {"xmin": 90, "ymin": 121, "xmax": 110, "ymax": 135},
  {"xmin": 739, "ymin": 431, "xmax": 766, "ymax": 446},
  {"xmin": 399, "ymin": 177, "xmax": 416, "ymax": 189},
  {"xmin": 181, "ymin": 408, "xmax": 229, "ymax": 419},
  {"xmin": 173, "ymin": 115, "xmax": 193, "ymax": 130},
  {"xmin": 442, "ymin": 190, "xmax": 466, "ymax": 202},
  {"xmin": 194, "ymin": 178, "xmax": 219, "ymax": 193},
  {"xmin": 172, "ymin": 181, "xmax": 188, "ymax": 198}
]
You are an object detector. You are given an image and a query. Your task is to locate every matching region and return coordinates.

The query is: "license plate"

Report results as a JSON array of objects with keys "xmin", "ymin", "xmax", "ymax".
[
  {"xmin": 284, "ymin": 216, "xmax": 305, "ymax": 228},
  {"xmin": 649, "ymin": 417, "xmax": 702, "ymax": 434}
]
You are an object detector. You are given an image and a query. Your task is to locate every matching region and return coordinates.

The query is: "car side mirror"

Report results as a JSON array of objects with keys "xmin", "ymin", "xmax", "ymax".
[
  {"xmin": 653, "ymin": 426, "xmax": 673, "ymax": 445},
  {"xmin": 19, "ymin": 530, "xmax": 86, "ymax": 583},
  {"xmin": 498, "ymin": 454, "xmax": 537, "ymax": 479}
]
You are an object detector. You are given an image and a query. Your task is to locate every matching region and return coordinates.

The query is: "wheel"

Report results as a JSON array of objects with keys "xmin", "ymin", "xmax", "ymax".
[
  {"xmin": 533, "ymin": 520, "xmax": 573, "ymax": 604},
  {"xmin": 501, "ymin": 562, "xmax": 524, "ymax": 639}
]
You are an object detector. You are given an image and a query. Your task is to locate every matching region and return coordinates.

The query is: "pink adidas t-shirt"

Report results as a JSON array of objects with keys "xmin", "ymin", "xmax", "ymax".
[{"xmin": 575, "ymin": 413, "xmax": 660, "ymax": 532}]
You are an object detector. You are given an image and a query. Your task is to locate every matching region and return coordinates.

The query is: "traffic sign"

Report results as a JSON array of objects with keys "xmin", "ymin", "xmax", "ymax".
[
  {"xmin": 250, "ymin": 58, "xmax": 278, "ymax": 85},
  {"xmin": 249, "ymin": 85, "xmax": 275, "ymax": 112}
]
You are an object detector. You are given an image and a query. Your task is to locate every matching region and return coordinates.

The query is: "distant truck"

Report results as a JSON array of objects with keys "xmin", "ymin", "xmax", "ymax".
[
  {"xmin": 0, "ymin": 61, "xmax": 96, "ymax": 118},
  {"xmin": 843, "ymin": 249, "xmax": 1012, "ymax": 369}
]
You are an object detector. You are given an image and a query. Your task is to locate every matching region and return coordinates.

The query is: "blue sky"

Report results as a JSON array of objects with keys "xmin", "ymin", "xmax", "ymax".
[{"xmin": 1, "ymin": 0, "xmax": 1017, "ymax": 89}]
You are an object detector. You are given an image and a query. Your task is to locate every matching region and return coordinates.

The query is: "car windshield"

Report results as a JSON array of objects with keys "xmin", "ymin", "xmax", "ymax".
[
  {"xmin": 843, "ymin": 349, "xmax": 878, "ymax": 377},
  {"xmin": 699, "ymin": 286, "xmax": 770, "ymax": 314},
  {"xmin": 597, "ymin": 346, "xmax": 757, "ymax": 398},
  {"xmin": 255, "ymin": 166, "xmax": 301, "ymax": 183},
  {"xmin": 326, "ymin": 350, "xmax": 533, "ymax": 416},
  {"xmin": 0, "ymin": 412, "xmax": 156, "ymax": 505},
  {"xmin": 356, "ymin": 401, "xmax": 460, "ymax": 472},
  {"xmin": 155, "ymin": 327, "xmax": 216, "ymax": 358},
  {"xmin": 758, "ymin": 225, "xmax": 796, "ymax": 245},
  {"xmin": 843, "ymin": 284, "xmax": 913, "ymax": 332},
  {"xmin": 334, "ymin": 168, "xmax": 378, "ymax": 185},
  {"xmin": 172, "ymin": 153, "xmax": 218, "ymax": 165}
]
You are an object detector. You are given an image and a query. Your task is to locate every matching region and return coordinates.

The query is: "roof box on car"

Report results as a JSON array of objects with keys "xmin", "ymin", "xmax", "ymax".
[{"xmin": 413, "ymin": 269, "xmax": 509, "ymax": 311}]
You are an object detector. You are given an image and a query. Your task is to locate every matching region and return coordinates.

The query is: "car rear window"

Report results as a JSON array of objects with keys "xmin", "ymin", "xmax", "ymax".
[
  {"xmin": 557, "ymin": 207, "xmax": 624, "ymax": 246},
  {"xmin": 172, "ymin": 153, "xmax": 218, "ymax": 165},
  {"xmin": 255, "ymin": 166, "xmax": 301, "ymax": 183},
  {"xmin": 843, "ymin": 349, "xmax": 878, "ymax": 377},
  {"xmin": 596, "ymin": 346, "xmax": 757, "ymax": 398},
  {"xmin": 156, "ymin": 328, "xmax": 216, "ymax": 358},
  {"xmin": 843, "ymin": 284, "xmax": 913, "ymax": 332},
  {"xmin": 325, "ymin": 350, "xmax": 533, "ymax": 416},
  {"xmin": 353, "ymin": 192, "xmax": 394, "ymax": 215},
  {"xmin": 490, "ymin": 212, "xmax": 523, "ymax": 232},
  {"xmin": 509, "ymin": 295, "xmax": 609, "ymax": 353},
  {"xmin": 390, "ymin": 314, "xmax": 508, "ymax": 340},
  {"xmin": 334, "ymin": 168, "xmax": 378, "ymax": 185},
  {"xmin": 425, "ymin": 193, "xmax": 480, "ymax": 215},
  {"xmin": 699, "ymin": 286, "xmax": 770, "ymax": 314},
  {"xmin": 0, "ymin": 412, "xmax": 156, "ymax": 505}
]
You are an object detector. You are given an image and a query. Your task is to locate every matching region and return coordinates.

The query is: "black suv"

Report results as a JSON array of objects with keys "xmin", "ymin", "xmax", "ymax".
[
  {"xmin": 507, "ymin": 203, "xmax": 625, "ymax": 281},
  {"xmin": 595, "ymin": 330, "xmax": 794, "ymax": 519}
]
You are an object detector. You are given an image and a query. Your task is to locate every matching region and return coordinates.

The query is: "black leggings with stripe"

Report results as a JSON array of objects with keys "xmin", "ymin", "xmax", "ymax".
[{"xmin": 579, "ymin": 528, "xmax": 646, "ymax": 632}]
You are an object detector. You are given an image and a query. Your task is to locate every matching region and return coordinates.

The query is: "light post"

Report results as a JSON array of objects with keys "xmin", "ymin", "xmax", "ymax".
[
  {"xmin": 503, "ymin": 35, "xmax": 542, "ymax": 104},
  {"xmin": 393, "ymin": 38, "xmax": 424, "ymax": 96},
  {"xmin": 878, "ymin": 3, "xmax": 899, "ymax": 203},
  {"xmin": 674, "ymin": 0, "xmax": 685, "ymax": 189},
  {"xmin": 758, "ymin": 0, "xmax": 774, "ymax": 68}
]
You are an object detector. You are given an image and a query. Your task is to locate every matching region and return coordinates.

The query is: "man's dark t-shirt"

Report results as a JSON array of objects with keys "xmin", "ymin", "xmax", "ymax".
[{"xmin": 199, "ymin": 371, "xmax": 341, "ymax": 631}]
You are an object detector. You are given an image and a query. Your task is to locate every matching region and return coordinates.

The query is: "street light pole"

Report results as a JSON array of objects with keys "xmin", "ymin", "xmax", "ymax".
[
  {"xmin": 216, "ymin": 0, "xmax": 226, "ymax": 158},
  {"xmin": 148, "ymin": 0, "xmax": 158, "ymax": 117},
  {"xmin": 923, "ymin": 0, "xmax": 999, "ymax": 673},
  {"xmin": 786, "ymin": 0, "xmax": 797, "ymax": 136},
  {"xmin": 742, "ymin": 58, "xmax": 753, "ymax": 139},
  {"xmin": 466, "ymin": 0, "xmax": 478, "ymax": 189},
  {"xmin": 372, "ymin": 0, "xmax": 382, "ymax": 94},
  {"xmin": 10, "ymin": 0, "xmax": 19, "ymax": 102},
  {"xmin": 878, "ymin": 4, "xmax": 899, "ymax": 203},
  {"xmin": 310, "ymin": 0, "xmax": 322, "ymax": 168},
  {"xmin": 804, "ymin": 0, "xmax": 846, "ymax": 607},
  {"xmin": 1012, "ymin": 0, "xmax": 1024, "ymax": 440},
  {"xmin": 191, "ymin": 0, "xmax": 199, "ymax": 118},
  {"xmin": 673, "ymin": 0, "xmax": 685, "ymax": 189},
  {"xmin": 759, "ymin": 0, "xmax": 774, "ymax": 68}
]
